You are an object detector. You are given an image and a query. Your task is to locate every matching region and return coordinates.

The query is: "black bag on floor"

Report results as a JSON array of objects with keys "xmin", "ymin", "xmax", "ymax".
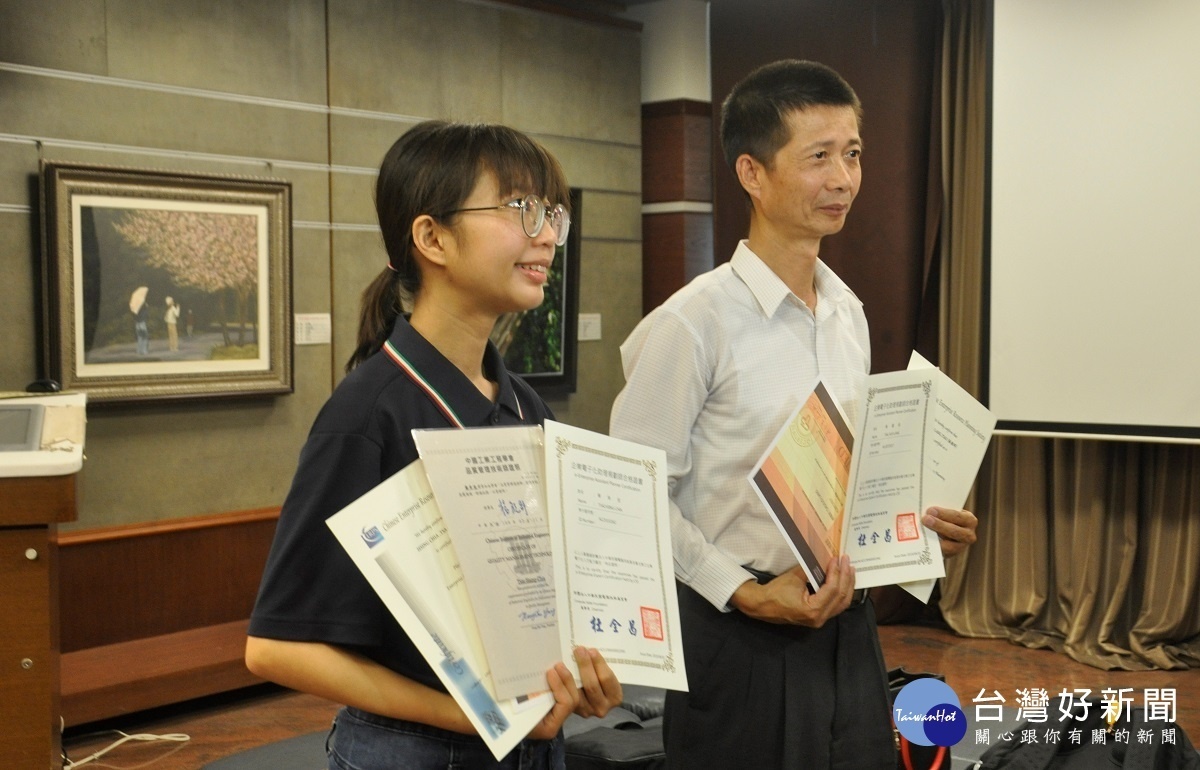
[
  {"xmin": 563, "ymin": 685, "xmax": 665, "ymax": 769},
  {"xmin": 974, "ymin": 692, "xmax": 1200, "ymax": 769}
]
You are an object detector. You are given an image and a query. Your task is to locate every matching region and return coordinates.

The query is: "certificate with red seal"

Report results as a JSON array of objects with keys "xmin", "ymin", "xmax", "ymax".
[
  {"xmin": 543, "ymin": 419, "xmax": 687, "ymax": 693},
  {"xmin": 751, "ymin": 361, "xmax": 994, "ymax": 593}
]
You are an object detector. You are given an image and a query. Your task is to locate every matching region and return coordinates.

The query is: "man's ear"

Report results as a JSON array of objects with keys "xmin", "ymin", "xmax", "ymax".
[
  {"xmin": 411, "ymin": 214, "xmax": 449, "ymax": 267},
  {"xmin": 735, "ymin": 153, "xmax": 764, "ymax": 202}
]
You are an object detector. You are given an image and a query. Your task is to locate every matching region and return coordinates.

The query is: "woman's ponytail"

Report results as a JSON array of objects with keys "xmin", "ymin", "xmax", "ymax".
[{"xmin": 345, "ymin": 268, "xmax": 404, "ymax": 373}]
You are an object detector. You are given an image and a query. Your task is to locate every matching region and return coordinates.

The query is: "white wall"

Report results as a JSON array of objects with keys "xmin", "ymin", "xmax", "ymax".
[
  {"xmin": 989, "ymin": 0, "xmax": 1200, "ymax": 442},
  {"xmin": 623, "ymin": 0, "xmax": 710, "ymax": 103}
]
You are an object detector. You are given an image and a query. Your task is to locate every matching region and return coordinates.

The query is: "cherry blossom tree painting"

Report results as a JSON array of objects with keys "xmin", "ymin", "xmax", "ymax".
[
  {"xmin": 112, "ymin": 209, "xmax": 259, "ymax": 350},
  {"xmin": 40, "ymin": 162, "xmax": 292, "ymax": 404}
]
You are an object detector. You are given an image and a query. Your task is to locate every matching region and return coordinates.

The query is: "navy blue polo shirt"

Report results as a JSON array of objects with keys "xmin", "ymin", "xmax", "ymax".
[{"xmin": 249, "ymin": 315, "xmax": 552, "ymax": 692}]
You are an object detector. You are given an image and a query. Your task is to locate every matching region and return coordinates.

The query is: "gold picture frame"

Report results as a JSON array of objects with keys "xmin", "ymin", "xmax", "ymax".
[{"xmin": 39, "ymin": 161, "xmax": 293, "ymax": 404}]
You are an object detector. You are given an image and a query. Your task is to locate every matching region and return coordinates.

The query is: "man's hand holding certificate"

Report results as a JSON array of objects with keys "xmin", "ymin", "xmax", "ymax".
[{"xmin": 749, "ymin": 356, "xmax": 995, "ymax": 594}]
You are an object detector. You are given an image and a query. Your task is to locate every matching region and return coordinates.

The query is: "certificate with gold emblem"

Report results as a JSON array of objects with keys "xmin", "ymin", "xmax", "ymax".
[
  {"xmin": 751, "ymin": 366, "xmax": 992, "ymax": 592},
  {"xmin": 748, "ymin": 381, "xmax": 855, "ymax": 589}
]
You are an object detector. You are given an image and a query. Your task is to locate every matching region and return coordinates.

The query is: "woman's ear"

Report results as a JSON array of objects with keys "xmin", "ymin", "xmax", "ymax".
[{"xmin": 411, "ymin": 214, "xmax": 449, "ymax": 267}]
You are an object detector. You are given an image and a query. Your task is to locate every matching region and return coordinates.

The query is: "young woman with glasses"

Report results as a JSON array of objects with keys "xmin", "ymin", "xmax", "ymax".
[{"xmin": 246, "ymin": 121, "xmax": 621, "ymax": 769}]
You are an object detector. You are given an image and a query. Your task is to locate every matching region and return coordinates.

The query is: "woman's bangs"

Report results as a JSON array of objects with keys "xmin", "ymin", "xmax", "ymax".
[{"xmin": 485, "ymin": 133, "xmax": 569, "ymax": 211}]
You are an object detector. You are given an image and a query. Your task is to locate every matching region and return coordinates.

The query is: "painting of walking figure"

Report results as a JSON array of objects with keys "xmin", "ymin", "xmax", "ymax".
[
  {"xmin": 39, "ymin": 162, "xmax": 293, "ymax": 404},
  {"xmin": 130, "ymin": 285, "xmax": 150, "ymax": 356}
]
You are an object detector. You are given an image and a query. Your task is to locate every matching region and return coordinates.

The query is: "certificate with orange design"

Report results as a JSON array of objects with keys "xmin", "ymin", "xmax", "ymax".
[
  {"xmin": 750, "ymin": 366, "xmax": 990, "ymax": 591},
  {"xmin": 749, "ymin": 381, "xmax": 855, "ymax": 589}
]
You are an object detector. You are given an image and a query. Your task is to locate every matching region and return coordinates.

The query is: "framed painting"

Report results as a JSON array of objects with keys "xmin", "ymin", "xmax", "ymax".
[
  {"xmin": 490, "ymin": 188, "xmax": 582, "ymax": 398},
  {"xmin": 39, "ymin": 161, "xmax": 293, "ymax": 404}
]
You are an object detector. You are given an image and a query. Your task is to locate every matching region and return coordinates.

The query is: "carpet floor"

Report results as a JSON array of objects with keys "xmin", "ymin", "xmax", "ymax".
[{"xmin": 201, "ymin": 728, "xmax": 326, "ymax": 769}]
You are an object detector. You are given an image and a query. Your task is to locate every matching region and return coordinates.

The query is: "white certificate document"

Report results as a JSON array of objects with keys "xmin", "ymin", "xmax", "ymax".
[
  {"xmin": 325, "ymin": 460, "xmax": 552, "ymax": 761},
  {"xmin": 841, "ymin": 369, "xmax": 945, "ymax": 589},
  {"xmin": 542, "ymin": 420, "xmax": 688, "ymax": 692},
  {"xmin": 899, "ymin": 353, "xmax": 998, "ymax": 601},
  {"xmin": 908, "ymin": 352, "xmax": 997, "ymax": 508},
  {"xmin": 412, "ymin": 426, "xmax": 559, "ymax": 701}
]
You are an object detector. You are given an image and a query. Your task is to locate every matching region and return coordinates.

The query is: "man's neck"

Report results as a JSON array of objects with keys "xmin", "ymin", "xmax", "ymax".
[{"xmin": 746, "ymin": 223, "xmax": 822, "ymax": 310}]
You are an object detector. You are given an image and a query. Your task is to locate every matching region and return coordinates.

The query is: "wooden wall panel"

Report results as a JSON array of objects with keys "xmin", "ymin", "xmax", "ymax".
[
  {"xmin": 709, "ymin": 0, "xmax": 940, "ymax": 373},
  {"xmin": 642, "ymin": 99, "xmax": 714, "ymax": 203},
  {"xmin": 60, "ymin": 620, "xmax": 260, "ymax": 726},
  {"xmin": 642, "ymin": 99, "xmax": 714, "ymax": 313},
  {"xmin": 642, "ymin": 212, "xmax": 714, "ymax": 312},
  {"xmin": 56, "ymin": 509, "xmax": 279, "ymax": 652}
]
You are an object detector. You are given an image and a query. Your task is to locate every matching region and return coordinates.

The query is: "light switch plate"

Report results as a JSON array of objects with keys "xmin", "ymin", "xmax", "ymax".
[{"xmin": 578, "ymin": 313, "xmax": 602, "ymax": 341}]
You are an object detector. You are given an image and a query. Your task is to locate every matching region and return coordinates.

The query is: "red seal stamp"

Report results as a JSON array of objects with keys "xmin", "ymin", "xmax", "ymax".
[
  {"xmin": 640, "ymin": 606, "xmax": 663, "ymax": 640},
  {"xmin": 896, "ymin": 512, "xmax": 919, "ymax": 541}
]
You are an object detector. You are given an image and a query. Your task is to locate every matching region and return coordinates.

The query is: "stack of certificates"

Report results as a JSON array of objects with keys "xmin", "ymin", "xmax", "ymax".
[
  {"xmin": 327, "ymin": 420, "xmax": 687, "ymax": 760},
  {"xmin": 748, "ymin": 352, "xmax": 996, "ymax": 602}
]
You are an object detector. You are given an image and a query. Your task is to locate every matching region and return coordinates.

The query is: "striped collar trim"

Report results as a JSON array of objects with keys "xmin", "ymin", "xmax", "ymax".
[
  {"xmin": 382, "ymin": 340, "xmax": 465, "ymax": 427},
  {"xmin": 381, "ymin": 339, "xmax": 524, "ymax": 426}
]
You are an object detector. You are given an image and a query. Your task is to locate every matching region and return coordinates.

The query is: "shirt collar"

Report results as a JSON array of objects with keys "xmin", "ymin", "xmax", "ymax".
[
  {"xmin": 729, "ymin": 240, "xmax": 856, "ymax": 319},
  {"xmin": 382, "ymin": 316, "xmax": 525, "ymax": 428}
]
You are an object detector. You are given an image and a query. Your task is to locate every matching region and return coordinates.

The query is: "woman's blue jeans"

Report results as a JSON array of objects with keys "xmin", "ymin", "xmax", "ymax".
[{"xmin": 326, "ymin": 706, "xmax": 564, "ymax": 770}]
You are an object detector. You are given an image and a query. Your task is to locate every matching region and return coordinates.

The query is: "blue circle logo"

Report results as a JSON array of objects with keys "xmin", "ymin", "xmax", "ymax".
[{"xmin": 893, "ymin": 678, "xmax": 967, "ymax": 747}]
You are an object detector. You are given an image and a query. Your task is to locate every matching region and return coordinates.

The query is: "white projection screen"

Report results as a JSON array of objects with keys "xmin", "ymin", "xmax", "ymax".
[{"xmin": 988, "ymin": 0, "xmax": 1200, "ymax": 443}]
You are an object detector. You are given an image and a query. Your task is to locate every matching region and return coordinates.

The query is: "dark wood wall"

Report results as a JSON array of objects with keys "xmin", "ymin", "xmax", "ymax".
[
  {"xmin": 58, "ymin": 510, "xmax": 277, "ymax": 652},
  {"xmin": 641, "ymin": 99, "xmax": 714, "ymax": 314},
  {"xmin": 709, "ymin": 0, "xmax": 941, "ymax": 374},
  {"xmin": 55, "ymin": 510, "xmax": 277, "ymax": 725}
]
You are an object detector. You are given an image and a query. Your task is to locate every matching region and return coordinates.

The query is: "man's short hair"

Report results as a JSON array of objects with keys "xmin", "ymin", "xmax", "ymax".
[{"xmin": 719, "ymin": 59, "xmax": 862, "ymax": 171}]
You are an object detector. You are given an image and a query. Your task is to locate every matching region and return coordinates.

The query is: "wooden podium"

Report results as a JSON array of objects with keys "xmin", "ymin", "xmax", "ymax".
[
  {"xmin": 0, "ymin": 475, "xmax": 76, "ymax": 768},
  {"xmin": 0, "ymin": 393, "xmax": 85, "ymax": 770}
]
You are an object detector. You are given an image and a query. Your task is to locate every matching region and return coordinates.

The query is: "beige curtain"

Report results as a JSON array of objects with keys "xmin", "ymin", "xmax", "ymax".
[{"xmin": 934, "ymin": 0, "xmax": 1200, "ymax": 671}]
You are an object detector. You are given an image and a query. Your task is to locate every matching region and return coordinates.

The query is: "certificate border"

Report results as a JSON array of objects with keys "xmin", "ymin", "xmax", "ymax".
[
  {"xmin": 552, "ymin": 437, "xmax": 679, "ymax": 675},
  {"xmin": 847, "ymin": 379, "xmax": 936, "ymax": 575}
]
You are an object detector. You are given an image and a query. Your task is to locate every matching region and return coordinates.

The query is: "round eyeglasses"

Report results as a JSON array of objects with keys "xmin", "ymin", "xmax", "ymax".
[{"xmin": 440, "ymin": 194, "xmax": 571, "ymax": 246}]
